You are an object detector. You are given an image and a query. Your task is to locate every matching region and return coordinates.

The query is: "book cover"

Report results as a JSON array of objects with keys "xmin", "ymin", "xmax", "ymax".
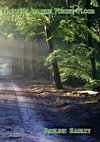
[{"xmin": 0, "ymin": 0, "xmax": 100, "ymax": 142}]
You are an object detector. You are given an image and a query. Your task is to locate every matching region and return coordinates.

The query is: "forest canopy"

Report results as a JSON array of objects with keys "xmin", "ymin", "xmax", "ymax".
[{"xmin": 0, "ymin": 0, "xmax": 100, "ymax": 89}]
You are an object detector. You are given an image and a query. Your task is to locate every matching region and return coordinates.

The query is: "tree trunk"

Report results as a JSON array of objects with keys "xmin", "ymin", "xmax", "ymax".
[
  {"xmin": 45, "ymin": 21, "xmax": 63, "ymax": 89},
  {"xmin": 97, "ymin": 0, "xmax": 100, "ymax": 40},
  {"xmin": 86, "ymin": 0, "xmax": 97, "ymax": 79}
]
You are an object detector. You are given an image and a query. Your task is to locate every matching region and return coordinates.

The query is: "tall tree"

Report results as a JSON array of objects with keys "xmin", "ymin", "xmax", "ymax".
[
  {"xmin": 43, "ymin": 1, "xmax": 63, "ymax": 89},
  {"xmin": 86, "ymin": 0, "xmax": 97, "ymax": 79},
  {"xmin": 44, "ymin": 19, "xmax": 63, "ymax": 89},
  {"xmin": 97, "ymin": 0, "xmax": 100, "ymax": 40}
]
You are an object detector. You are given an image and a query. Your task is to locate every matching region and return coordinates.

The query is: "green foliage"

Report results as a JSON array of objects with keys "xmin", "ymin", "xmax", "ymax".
[
  {"xmin": 0, "ymin": 7, "xmax": 45, "ymax": 39},
  {"xmin": 46, "ymin": 43, "xmax": 92, "ymax": 82},
  {"xmin": 85, "ymin": 79, "xmax": 100, "ymax": 90}
]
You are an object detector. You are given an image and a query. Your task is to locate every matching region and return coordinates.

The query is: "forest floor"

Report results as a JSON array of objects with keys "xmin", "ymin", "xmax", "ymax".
[{"xmin": 0, "ymin": 78, "xmax": 100, "ymax": 142}]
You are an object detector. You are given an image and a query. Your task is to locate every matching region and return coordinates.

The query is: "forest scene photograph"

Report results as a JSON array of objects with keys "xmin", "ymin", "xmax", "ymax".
[{"xmin": 0, "ymin": 0, "xmax": 100, "ymax": 142}]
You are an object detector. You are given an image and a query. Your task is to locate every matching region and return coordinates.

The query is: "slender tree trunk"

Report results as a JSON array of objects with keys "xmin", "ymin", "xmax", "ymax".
[
  {"xmin": 97, "ymin": 0, "xmax": 100, "ymax": 40},
  {"xmin": 97, "ymin": 1, "xmax": 100, "ymax": 88},
  {"xmin": 45, "ymin": 21, "xmax": 63, "ymax": 89},
  {"xmin": 86, "ymin": 0, "xmax": 97, "ymax": 79}
]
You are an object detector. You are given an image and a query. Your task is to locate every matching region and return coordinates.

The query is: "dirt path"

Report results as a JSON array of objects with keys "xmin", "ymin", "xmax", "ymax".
[{"xmin": 0, "ymin": 80, "xmax": 99, "ymax": 142}]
